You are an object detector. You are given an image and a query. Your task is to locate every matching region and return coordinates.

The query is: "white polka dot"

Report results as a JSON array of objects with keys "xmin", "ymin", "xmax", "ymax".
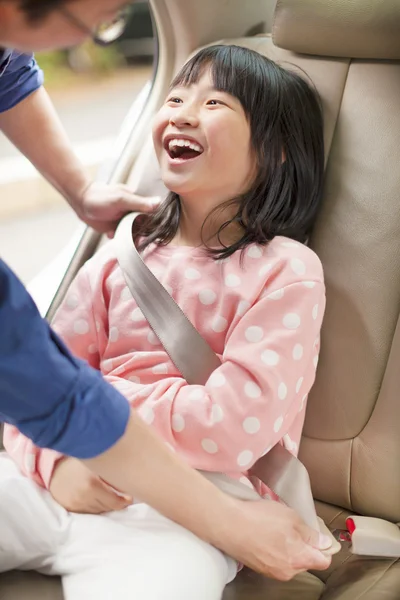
[
  {"xmin": 274, "ymin": 416, "xmax": 284, "ymax": 432},
  {"xmin": 211, "ymin": 404, "xmax": 224, "ymax": 424},
  {"xmin": 137, "ymin": 385, "xmax": 152, "ymax": 398},
  {"xmin": 140, "ymin": 406, "xmax": 155, "ymax": 425},
  {"xmin": 129, "ymin": 375, "xmax": 141, "ymax": 383},
  {"xmin": 283, "ymin": 434, "xmax": 298, "ymax": 454},
  {"xmin": 88, "ymin": 344, "xmax": 97, "ymax": 354},
  {"xmin": 303, "ymin": 281, "xmax": 316, "ymax": 289},
  {"xmin": 313, "ymin": 355, "xmax": 319, "ymax": 369},
  {"xmin": 209, "ymin": 372, "xmax": 226, "ymax": 388},
  {"xmin": 24, "ymin": 453, "xmax": 36, "ymax": 473},
  {"xmin": 225, "ymin": 274, "xmax": 241, "ymax": 287},
  {"xmin": 283, "ymin": 313, "xmax": 301, "ymax": 330},
  {"xmin": 73, "ymin": 319, "xmax": 89, "ymax": 335},
  {"xmin": 261, "ymin": 349, "xmax": 280, "ymax": 366},
  {"xmin": 185, "ymin": 268, "xmax": 201, "ymax": 280},
  {"xmin": 269, "ymin": 288, "xmax": 285, "ymax": 300},
  {"xmin": 243, "ymin": 417, "xmax": 261, "ymax": 434},
  {"xmin": 245, "ymin": 326, "xmax": 264, "ymax": 343},
  {"xmin": 188, "ymin": 388, "xmax": 204, "ymax": 401},
  {"xmin": 102, "ymin": 359, "xmax": 114, "ymax": 373},
  {"xmin": 109, "ymin": 327, "xmax": 119, "ymax": 343},
  {"xmin": 237, "ymin": 450, "xmax": 254, "ymax": 467},
  {"xmin": 121, "ymin": 287, "xmax": 131, "ymax": 301},
  {"xmin": 95, "ymin": 320, "xmax": 101, "ymax": 332},
  {"xmin": 164, "ymin": 284, "xmax": 173, "ymax": 295},
  {"xmin": 296, "ymin": 377, "xmax": 304, "ymax": 393},
  {"xmin": 259, "ymin": 264, "xmax": 272, "ymax": 277},
  {"xmin": 237, "ymin": 300, "xmax": 250, "ymax": 316},
  {"xmin": 202, "ymin": 439, "xmax": 219, "ymax": 454},
  {"xmin": 132, "ymin": 308, "xmax": 145, "ymax": 322},
  {"xmin": 281, "ymin": 241, "xmax": 299, "ymax": 248},
  {"xmin": 312, "ymin": 304, "xmax": 319, "ymax": 320},
  {"xmin": 212, "ymin": 316, "xmax": 228, "ymax": 333},
  {"xmin": 278, "ymin": 382, "xmax": 288, "ymax": 400},
  {"xmin": 291, "ymin": 258, "xmax": 306, "ymax": 276},
  {"xmin": 245, "ymin": 382, "xmax": 262, "ymax": 398},
  {"xmin": 239, "ymin": 476, "xmax": 254, "ymax": 489},
  {"xmin": 300, "ymin": 394, "xmax": 307, "ymax": 412},
  {"xmin": 66, "ymin": 294, "xmax": 79, "ymax": 310},
  {"xmin": 247, "ymin": 246, "xmax": 263, "ymax": 259},
  {"xmin": 199, "ymin": 289, "xmax": 217, "ymax": 305},
  {"xmin": 147, "ymin": 331, "xmax": 159, "ymax": 345},
  {"xmin": 153, "ymin": 364, "xmax": 168, "ymax": 374},
  {"xmin": 172, "ymin": 414, "xmax": 185, "ymax": 432},
  {"xmin": 293, "ymin": 344, "xmax": 304, "ymax": 360}
]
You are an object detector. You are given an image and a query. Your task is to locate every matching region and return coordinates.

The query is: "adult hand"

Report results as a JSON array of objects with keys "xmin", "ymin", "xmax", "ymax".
[
  {"xmin": 216, "ymin": 499, "xmax": 332, "ymax": 581},
  {"xmin": 49, "ymin": 457, "xmax": 132, "ymax": 514},
  {"xmin": 75, "ymin": 181, "xmax": 160, "ymax": 234}
]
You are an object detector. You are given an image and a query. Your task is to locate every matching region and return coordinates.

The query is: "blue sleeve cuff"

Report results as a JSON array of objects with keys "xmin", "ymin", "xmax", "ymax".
[
  {"xmin": 0, "ymin": 51, "xmax": 43, "ymax": 113},
  {"xmin": 17, "ymin": 354, "xmax": 132, "ymax": 459},
  {"xmin": 0, "ymin": 259, "xmax": 131, "ymax": 459}
]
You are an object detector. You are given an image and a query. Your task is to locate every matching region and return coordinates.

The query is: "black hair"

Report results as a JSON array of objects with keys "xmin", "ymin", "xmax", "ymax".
[
  {"xmin": 17, "ymin": 0, "xmax": 70, "ymax": 22},
  {"xmin": 138, "ymin": 44, "xmax": 324, "ymax": 260}
]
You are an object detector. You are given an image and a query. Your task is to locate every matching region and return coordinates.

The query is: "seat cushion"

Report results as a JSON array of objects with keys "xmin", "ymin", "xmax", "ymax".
[{"xmin": 0, "ymin": 571, "xmax": 62, "ymax": 600}]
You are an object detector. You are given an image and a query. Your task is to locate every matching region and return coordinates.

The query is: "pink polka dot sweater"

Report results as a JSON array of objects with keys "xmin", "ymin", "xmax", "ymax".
[{"xmin": 4, "ymin": 236, "xmax": 325, "ymax": 500}]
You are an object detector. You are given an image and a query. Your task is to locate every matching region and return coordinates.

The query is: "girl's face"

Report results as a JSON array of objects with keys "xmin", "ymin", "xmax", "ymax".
[{"xmin": 153, "ymin": 68, "xmax": 255, "ymax": 209}]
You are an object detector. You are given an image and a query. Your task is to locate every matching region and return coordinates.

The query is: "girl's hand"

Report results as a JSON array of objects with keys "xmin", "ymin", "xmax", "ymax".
[{"xmin": 49, "ymin": 457, "xmax": 133, "ymax": 514}]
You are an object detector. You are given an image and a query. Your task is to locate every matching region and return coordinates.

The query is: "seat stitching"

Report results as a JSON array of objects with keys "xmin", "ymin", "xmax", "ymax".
[{"xmin": 323, "ymin": 558, "xmax": 399, "ymax": 600}]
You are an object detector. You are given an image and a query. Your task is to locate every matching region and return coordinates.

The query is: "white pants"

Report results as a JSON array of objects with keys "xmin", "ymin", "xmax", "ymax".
[{"xmin": 0, "ymin": 455, "xmax": 236, "ymax": 600}]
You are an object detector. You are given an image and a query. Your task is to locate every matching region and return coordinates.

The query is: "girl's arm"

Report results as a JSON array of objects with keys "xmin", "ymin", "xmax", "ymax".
[
  {"xmin": 147, "ymin": 279, "xmax": 325, "ymax": 473},
  {"xmin": 4, "ymin": 266, "xmax": 100, "ymax": 488}
]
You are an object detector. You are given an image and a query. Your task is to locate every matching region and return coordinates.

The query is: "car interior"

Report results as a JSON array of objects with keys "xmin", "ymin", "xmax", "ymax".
[{"xmin": 1, "ymin": 0, "xmax": 400, "ymax": 597}]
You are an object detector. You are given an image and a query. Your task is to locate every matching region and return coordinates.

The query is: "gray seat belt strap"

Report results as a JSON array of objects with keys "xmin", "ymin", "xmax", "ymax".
[
  {"xmin": 114, "ymin": 213, "xmax": 337, "ymax": 549},
  {"xmin": 115, "ymin": 212, "xmax": 221, "ymax": 385}
]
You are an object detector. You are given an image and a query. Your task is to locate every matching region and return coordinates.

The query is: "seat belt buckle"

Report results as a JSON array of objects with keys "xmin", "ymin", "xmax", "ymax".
[{"xmin": 346, "ymin": 516, "xmax": 400, "ymax": 558}]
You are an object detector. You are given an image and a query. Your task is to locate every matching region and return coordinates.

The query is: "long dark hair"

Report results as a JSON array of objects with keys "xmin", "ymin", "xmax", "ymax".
[{"xmin": 138, "ymin": 44, "xmax": 324, "ymax": 260}]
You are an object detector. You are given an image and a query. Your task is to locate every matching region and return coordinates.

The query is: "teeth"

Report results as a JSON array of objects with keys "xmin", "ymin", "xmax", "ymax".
[{"xmin": 168, "ymin": 138, "xmax": 203, "ymax": 153}]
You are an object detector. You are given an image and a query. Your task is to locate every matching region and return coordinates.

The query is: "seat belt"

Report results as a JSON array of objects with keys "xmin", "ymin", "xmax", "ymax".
[{"xmin": 114, "ymin": 212, "xmax": 344, "ymax": 556}]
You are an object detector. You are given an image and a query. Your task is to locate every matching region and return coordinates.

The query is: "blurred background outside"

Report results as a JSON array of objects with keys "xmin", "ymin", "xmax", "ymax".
[{"xmin": 0, "ymin": 1, "xmax": 155, "ymax": 283}]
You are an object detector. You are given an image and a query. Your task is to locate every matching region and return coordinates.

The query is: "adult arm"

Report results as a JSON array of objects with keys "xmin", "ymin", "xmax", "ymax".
[
  {"xmin": 0, "ymin": 53, "xmax": 158, "ymax": 232},
  {"xmin": 0, "ymin": 260, "xmax": 330, "ymax": 578}
]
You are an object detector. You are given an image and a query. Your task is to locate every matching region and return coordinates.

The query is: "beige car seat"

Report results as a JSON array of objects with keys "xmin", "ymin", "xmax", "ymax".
[{"xmin": 1, "ymin": 0, "xmax": 399, "ymax": 598}]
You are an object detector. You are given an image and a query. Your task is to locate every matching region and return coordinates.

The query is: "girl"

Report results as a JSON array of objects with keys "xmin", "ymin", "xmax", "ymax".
[{"xmin": 1, "ymin": 45, "xmax": 325, "ymax": 599}]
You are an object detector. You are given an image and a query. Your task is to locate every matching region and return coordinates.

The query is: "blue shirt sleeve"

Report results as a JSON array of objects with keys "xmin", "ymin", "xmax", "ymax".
[
  {"xmin": 0, "ymin": 50, "xmax": 44, "ymax": 113},
  {"xmin": 0, "ymin": 259, "xmax": 131, "ymax": 459}
]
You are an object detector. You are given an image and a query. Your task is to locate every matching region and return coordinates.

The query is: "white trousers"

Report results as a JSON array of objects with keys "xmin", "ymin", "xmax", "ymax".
[{"xmin": 0, "ymin": 455, "xmax": 236, "ymax": 600}]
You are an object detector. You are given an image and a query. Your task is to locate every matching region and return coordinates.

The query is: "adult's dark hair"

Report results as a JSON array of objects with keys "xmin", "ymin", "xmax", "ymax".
[
  {"xmin": 17, "ymin": 0, "xmax": 69, "ymax": 22},
  {"xmin": 138, "ymin": 44, "xmax": 324, "ymax": 261}
]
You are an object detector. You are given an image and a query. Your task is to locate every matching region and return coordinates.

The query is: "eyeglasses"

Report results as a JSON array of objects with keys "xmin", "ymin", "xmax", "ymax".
[{"xmin": 59, "ymin": 5, "xmax": 130, "ymax": 47}]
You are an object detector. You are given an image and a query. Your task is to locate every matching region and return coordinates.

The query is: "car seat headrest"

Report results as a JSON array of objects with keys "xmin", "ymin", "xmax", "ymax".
[{"xmin": 273, "ymin": 0, "xmax": 400, "ymax": 59}]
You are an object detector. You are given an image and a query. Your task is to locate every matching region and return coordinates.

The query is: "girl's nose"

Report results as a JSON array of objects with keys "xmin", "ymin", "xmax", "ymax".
[{"xmin": 169, "ymin": 107, "xmax": 199, "ymax": 128}]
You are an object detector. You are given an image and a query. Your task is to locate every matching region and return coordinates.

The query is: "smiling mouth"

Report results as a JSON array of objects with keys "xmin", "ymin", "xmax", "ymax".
[{"xmin": 164, "ymin": 138, "xmax": 204, "ymax": 161}]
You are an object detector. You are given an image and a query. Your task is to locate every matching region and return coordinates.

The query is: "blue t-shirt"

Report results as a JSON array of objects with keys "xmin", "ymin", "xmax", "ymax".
[
  {"xmin": 0, "ymin": 50, "xmax": 130, "ymax": 458},
  {"xmin": 0, "ymin": 259, "xmax": 131, "ymax": 458},
  {"xmin": 0, "ymin": 48, "xmax": 44, "ymax": 113}
]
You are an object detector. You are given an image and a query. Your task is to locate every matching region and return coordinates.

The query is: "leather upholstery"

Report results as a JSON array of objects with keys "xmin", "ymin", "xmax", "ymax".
[
  {"xmin": 273, "ymin": 0, "xmax": 400, "ymax": 59},
  {"xmin": 2, "ymin": 3, "xmax": 400, "ymax": 599}
]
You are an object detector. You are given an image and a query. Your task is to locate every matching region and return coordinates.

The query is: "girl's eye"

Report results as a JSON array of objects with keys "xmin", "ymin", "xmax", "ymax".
[
  {"xmin": 207, "ymin": 99, "xmax": 222, "ymax": 106},
  {"xmin": 167, "ymin": 97, "xmax": 183, "ymax": 104}
]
